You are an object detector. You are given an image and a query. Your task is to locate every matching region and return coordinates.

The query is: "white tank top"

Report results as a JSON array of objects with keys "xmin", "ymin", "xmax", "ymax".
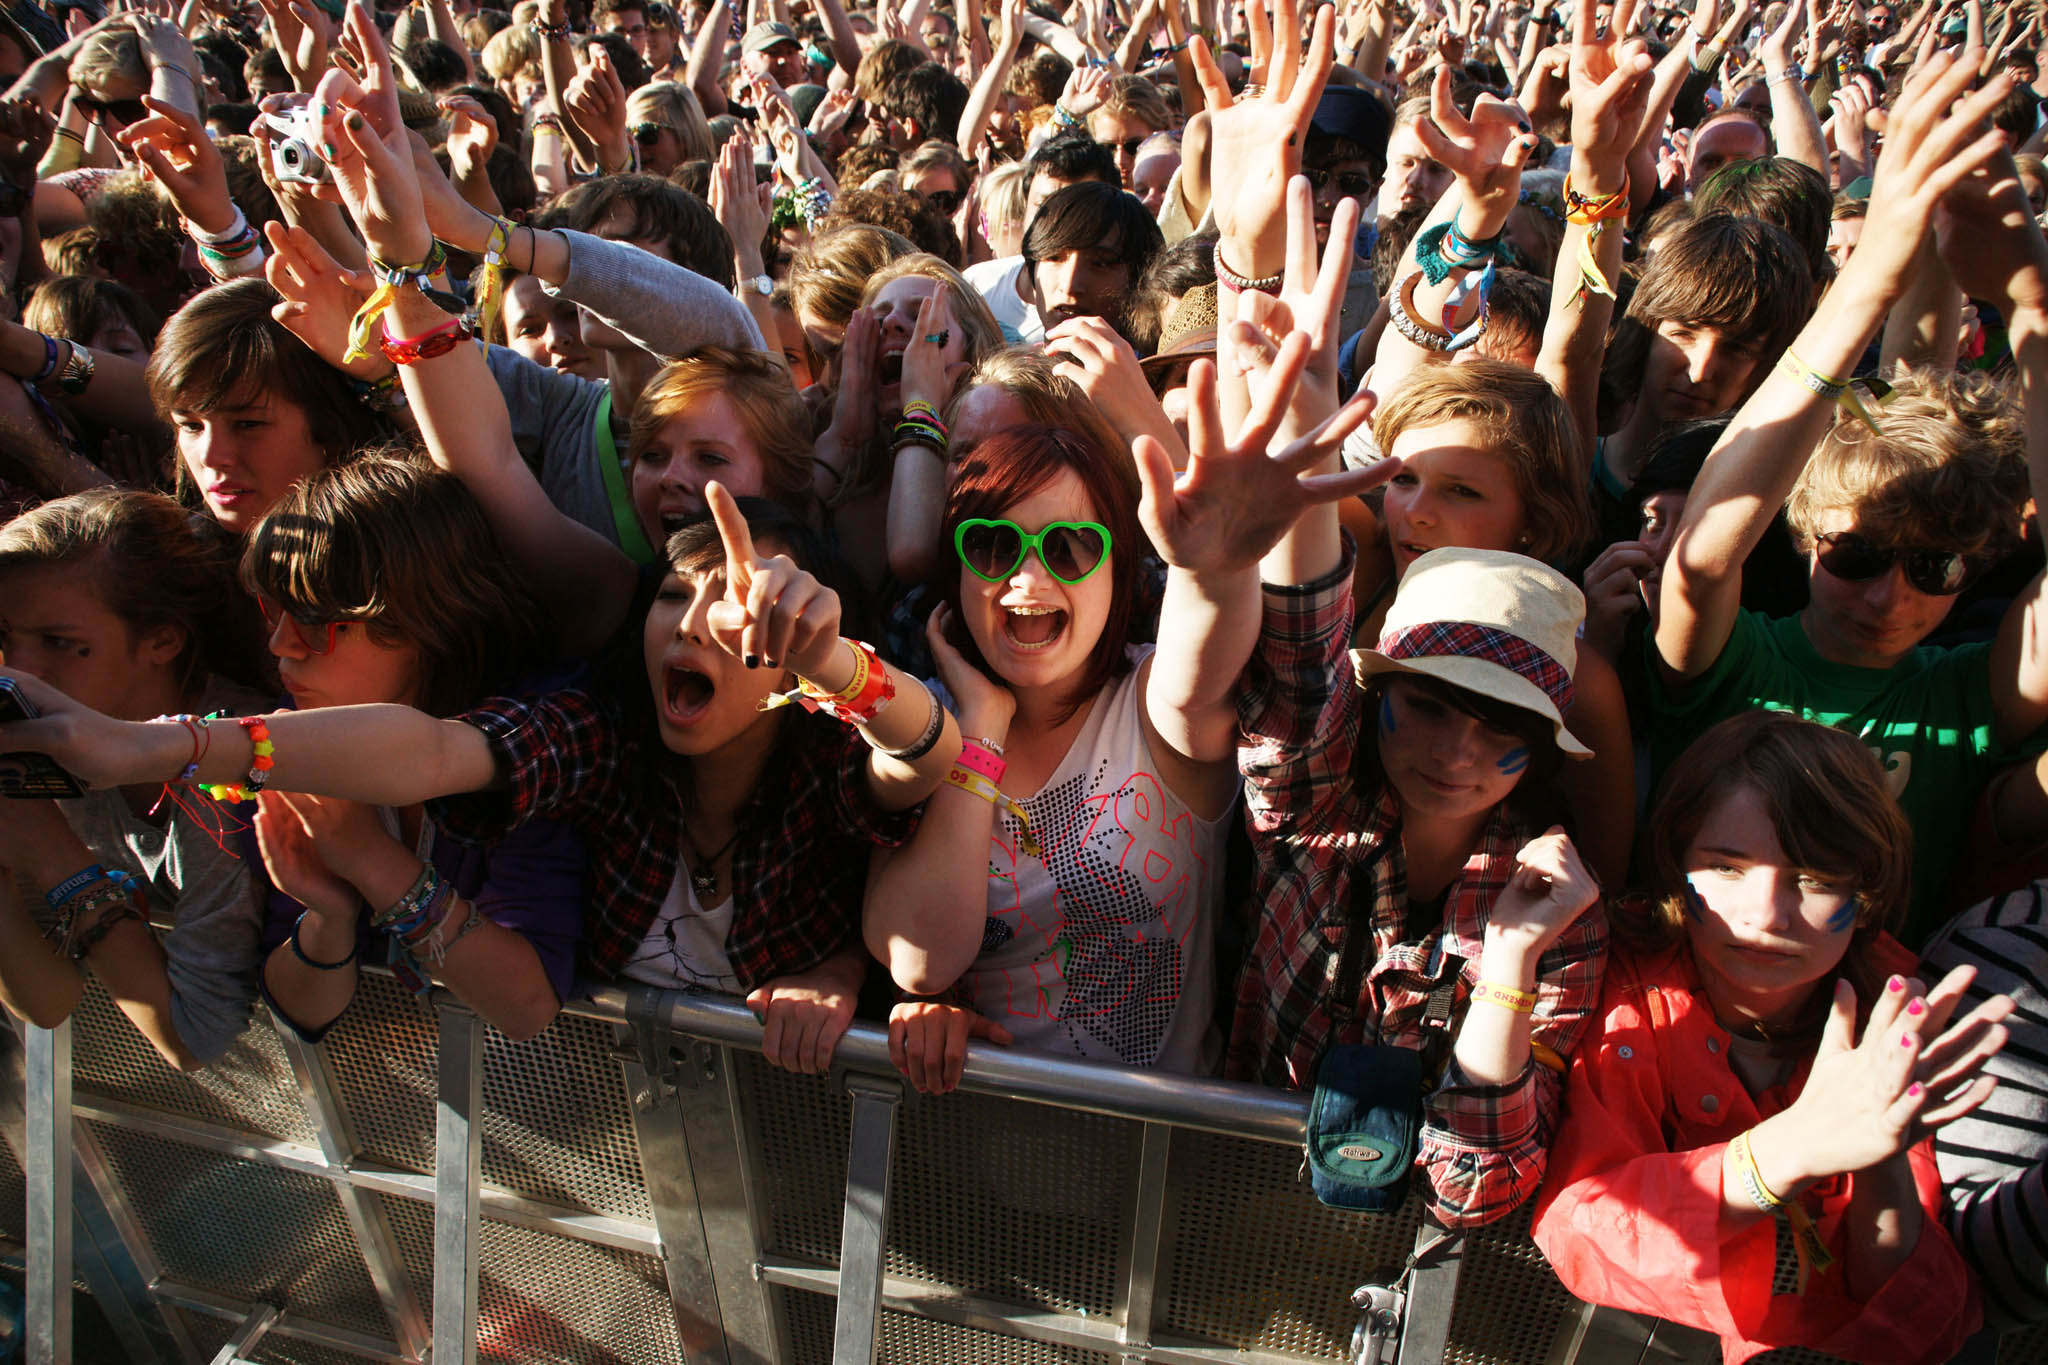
[{"xmin": 956, "ymin": 647, "xmax": 1228, "ymax": 1073}]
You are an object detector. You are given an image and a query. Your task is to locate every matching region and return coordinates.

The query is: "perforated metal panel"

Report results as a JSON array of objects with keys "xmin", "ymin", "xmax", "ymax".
[
  {"xmin": 740, "ymin": 1049, "xmax": 852, "ymax": 1265},
  {"xmin": 1162, "ymin": 1126, "xmax": 1416, "ymax": 1358},
  {"xmin": 318, "ymin": 973, "xmax": 440, "ymax": 1176},
  {"xmin": 782, "ymin": 1287, "xmax": 1121, "ymax": 1365},
  {"xmin": 0, "ymin": 1123, "xmax": 24, "ymax": 1246},
  {"xmin": 180, "ymin": 1309, "xmax": 387, "ymax": 1365},
  {"xmin": 477, "ymin": 1009, "xmax": 650, "ymax": 1221},
  {"xmin": 69, "ymin": 977, "xmax": 317, "ymax": 1144},
  {"xmin": 887, "ymin": 1090, "xmax": 1133, "ymax": 1316},
  {"xmin": 1443, "ymin": 1204, "xmax": 1580, "ymax": 1365},
  {"xmin": 83, "ymin": 1120, "xmax": 393, "ymax": 1340},
  {"xmin": 385, "ymin": 1191, "xmax": 678, "ymax": 1365}
]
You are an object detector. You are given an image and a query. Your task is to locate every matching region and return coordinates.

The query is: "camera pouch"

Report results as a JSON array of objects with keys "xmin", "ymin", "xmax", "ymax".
[{"xmin": 1306, "ymin": 1043, "xmax": 1424, "ymax": 1213}]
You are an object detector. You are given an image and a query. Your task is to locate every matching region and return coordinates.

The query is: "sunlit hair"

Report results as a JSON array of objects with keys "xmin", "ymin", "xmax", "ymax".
[
  {"xmin": 70, "ymin": 27, "xmax": 147, "ymax": 99},
  {"xmin": 787, "ymin": 222, "xmax": 918, "ymax": 358},
  {"xmin": 147, "ymin": 279, "xmax": 389, "ymax": 486},
  {"xmin": 940, "ymin": 424, "xmax": 1144, "ymax": 723},
  {"xmin": 629, "ymin": 347, "xmax": 815, "ymax": 512},
  {"xmin": 241, "ymin": 453, "xmax": 542, "ymax": 718},
  {"xmin": 1635, "ymin": 710, "xmax": 1912, "ymax": 1005},
  {"xmin": 944, "ymin": 348, "xmax": 1126, "ymax": 462},
  {"xmin": 0, "ymin": 488, "xmax": 268, "ymax": 695},
  {"xmin": 1785, "ymin": 365, "xmax": 2029, "ymax": 558},
  {"xmin": 1602, "ymin": 213, "xmax": 1811, "ymax": 423},
  {"xmin": 481, "ymin": 24, "xmax": 541, "ymax": 84},
  {"xmin": 626, "ymin": 81, "xmax": 714, "ymax": 164},
  {"xmin": 24, "ymin": 275, "xmax": 155, "ymax": 351},
  {"xmin": 859, "ymin": 253, "xmax": 1005, "ymax": 363},
  {"xmin": 1372, "ymin": 358, "xmax": 1594, "ymax": 562},
  {"xmin": 1100, "ymin": 74, "xmax": 1170, "ymax": 131}
]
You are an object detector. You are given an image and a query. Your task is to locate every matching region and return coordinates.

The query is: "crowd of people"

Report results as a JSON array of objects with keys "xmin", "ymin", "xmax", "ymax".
[{"xmin": 0, "ymin": 0, "xmax": 2043, "ymax": 1356}]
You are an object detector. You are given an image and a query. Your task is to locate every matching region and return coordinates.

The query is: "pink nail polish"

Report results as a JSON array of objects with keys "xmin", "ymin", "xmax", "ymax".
[
  {"xmin": 1907, "ymin": 998, "xmax": 1925, "ymax": 1016},
  {"xmin": 1901, "ymin": 1033, "xmax": 1915, "ymax": 1047},
  {"xmin": 1908, "ymin": 1082, "xmax": 1924, "ymax": 1097},
  {"xmin": 1887, "ymin": 975, "xmax": 1904, "ymax": 992}
]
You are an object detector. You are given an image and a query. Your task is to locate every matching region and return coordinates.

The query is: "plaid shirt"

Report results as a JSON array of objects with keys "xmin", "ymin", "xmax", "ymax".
[
  {"xmin": 1228, "ymin": 544, "xmax": 1607, "ymax": 1229},
  {"xmin": 432, "ymin": 687, "xmax": 917, "ymax": 983}
]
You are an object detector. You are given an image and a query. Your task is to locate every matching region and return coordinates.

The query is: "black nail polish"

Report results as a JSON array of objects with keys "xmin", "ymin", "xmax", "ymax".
[{"xmin": 745, "ymin": 653, "xmax": 760, "ymax": 668}]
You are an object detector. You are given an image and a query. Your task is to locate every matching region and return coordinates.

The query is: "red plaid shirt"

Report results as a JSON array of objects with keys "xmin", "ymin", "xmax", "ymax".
[
  {"xmin": 1228, "ymin": 545, "xmax": 1607, "ymax": 1229},
  {"xmin": 432, "ymin": 687, "xmax": 917, "ymax": 983}
]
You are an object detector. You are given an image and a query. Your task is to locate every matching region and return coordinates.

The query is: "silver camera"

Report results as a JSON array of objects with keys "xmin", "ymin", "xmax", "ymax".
[{"xmin": 262, "ymin": 106, "xmax": 329, "ymax": 186}]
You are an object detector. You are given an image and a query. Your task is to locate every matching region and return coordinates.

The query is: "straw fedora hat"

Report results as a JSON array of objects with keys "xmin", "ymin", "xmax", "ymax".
[{"xmin": 1352, "ymin": 547, "xmax": 1591, "ymax": 757}]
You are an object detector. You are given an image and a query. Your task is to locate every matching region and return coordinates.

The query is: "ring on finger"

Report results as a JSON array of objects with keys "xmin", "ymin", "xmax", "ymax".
[{"xmin": 922, "ymin": 329, "xmax": 950, "ymax": 345}]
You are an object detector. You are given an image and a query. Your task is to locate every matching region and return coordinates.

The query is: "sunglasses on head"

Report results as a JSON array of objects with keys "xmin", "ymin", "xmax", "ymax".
[
  {"xmin": 631, "ymin": 121, "xmax": 665, "ymax": 145},
  {"xmin": 257, "ymin": 596, "xmax": 343, "ymax": 655},
  {"xmin": 1814, "ymin": 532, "xmax": 1988, "ymax": 596},
  {"xmin": 955, "ymin": 519, "xmax": 1112, "ymax": 585},
  {"xmin": 78, "ymin": 95, "xmax": 148, "ymax": 125},
  {"xmin": 1302, "ymin": 166, "xmax": 1375, "ymax": 199}
]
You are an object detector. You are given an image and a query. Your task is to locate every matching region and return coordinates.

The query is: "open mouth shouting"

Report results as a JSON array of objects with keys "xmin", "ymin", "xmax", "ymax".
[
  {"xmin": 1001, "ymin": 603, "xmax": 1068, "ymax": 651},
  {"xmin": 662, "ymin": 662, "xmax": 717, "ymax": 726}
]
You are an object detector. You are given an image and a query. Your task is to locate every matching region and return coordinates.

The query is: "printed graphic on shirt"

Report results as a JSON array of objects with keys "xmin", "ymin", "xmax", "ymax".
[{"xmin": 961, "ymin": 758, "xmax": 1210, "ymax": 1065}]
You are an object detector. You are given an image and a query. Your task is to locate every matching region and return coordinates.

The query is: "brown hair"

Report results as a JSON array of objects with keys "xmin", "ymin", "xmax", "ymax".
[
  {"xmin": 242, "ymin": 454, "xmax": 542, "ymax": 718},
  {"xmin": 1372, "ymin": 359, "xmax": 1594, "ymax": 562},
  {"xmin": 1636, "ymin": 710, "xmax": 1913, "ymax": 1005},
  {"xmin": 1785, "ymin": 366, "xmax": 2030, "ymax": 558},
  {"xmin": 147, "ymin": 278, "xmax": 389, "ymax": 468},
  {"xmin": 0, "ymin": 488, "xmax": 269, "ymax": 694},
  {"xmin": 24, "ymin": 275, "xmax": 155, "ymax": 349},
  {"xmin": 861, "ymin": 253, "xmax": 1005, "ymax": 364},
  {"xmin": 788, "ymin": 222, "xmax": 917, "ymax": 356},
  {"xmin": 943, "ymin": 347, "xmax": 1127, "ymax": 463},
  {"xmin": 1100, "ymin": 74, "xmax": 1171, "ymax": 131},
  {"xmin": 629, "ymin": 347, "xmax": 815, "ymax": 512},
  {"xmin": 1603, "ymin": 213, "xmax": 1812, "ymax": 423},
  {"xmin": 940, "ymin": 424, "xmax": 1144, "ymax": 723}
]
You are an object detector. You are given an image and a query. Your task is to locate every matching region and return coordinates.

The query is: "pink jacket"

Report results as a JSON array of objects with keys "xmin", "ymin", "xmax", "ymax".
[{"xmin": 1530, "ymin": 943, "xmax": 1979, "ymax": 1365}]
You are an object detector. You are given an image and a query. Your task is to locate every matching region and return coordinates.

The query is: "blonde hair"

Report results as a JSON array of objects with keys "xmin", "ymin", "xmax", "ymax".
[
  {"xmin": 482, "ymin": 24, "xmax": 541, "ymax": 83},
  {"xmin": 788, "ymin": 223, "xmax": 917, "ymax": 358},
  {"xmin": 1372, "ymin": 359, "xmax": 1594, "ymax": 562},
  {"xmin": 859, "ymin": 254, "xmax": 1005, "ymax": 364},
  {"xmin": 1785, "ymin": 365, "xmax": 2029, "ymax": 557},
  {"xmin": 1101, "ymin": 74, "xmax": 1171, "ymax": 131},
  {"xmin": 626, "ymin": 81, "xmax": 714, "ymax": 165},
  {"xmin": 70, "ymin": 27, "xmax": 146, "ymax": 98},
  {"xmin": 629, "ymin": 348, "xmax": 815, "ymax": 512}
]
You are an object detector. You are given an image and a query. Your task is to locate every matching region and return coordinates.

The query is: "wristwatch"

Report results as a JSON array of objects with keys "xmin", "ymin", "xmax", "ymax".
[
  {"xmin": 740, "ymin": 275, "xmax": 774, "ymax": 297},
  {"xmin": 56, "ymin": 342, "xmax": 95, "ymax": 395}
]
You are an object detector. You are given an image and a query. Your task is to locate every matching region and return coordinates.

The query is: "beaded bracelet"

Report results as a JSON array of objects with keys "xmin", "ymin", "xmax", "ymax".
[
  {"xmin": 373, "ymin": 862, "xmax": 441, "ymax": 933},
  {"xmin": 1215, "ymin": 253, "xmax": 1282, "ymax": 295},
  {"xmin": 531, "ymin": 16, "xmax": 572, "ymax": 40},
  {"xmin": 1388, "ymin": 270, "xmax": 1455, "ymax": 352},
  {"xmin": 1052, "ymin": 102, "xmax": 1087, "ymax": 129},
  {"xmin": 203, "ymin": 716, "xmax": 274, "ymax": 803}
]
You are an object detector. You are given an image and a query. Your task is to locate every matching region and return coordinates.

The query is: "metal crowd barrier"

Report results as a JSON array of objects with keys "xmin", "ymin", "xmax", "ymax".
[{"xmin": 2, "ymin": 971, "xmax": 2042, "ymax": 1365}]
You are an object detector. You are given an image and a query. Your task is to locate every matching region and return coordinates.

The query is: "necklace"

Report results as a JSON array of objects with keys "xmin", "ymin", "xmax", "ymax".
[{"xmin": 682, "ymin": 826, "xmax": 741, "ymax": 899}]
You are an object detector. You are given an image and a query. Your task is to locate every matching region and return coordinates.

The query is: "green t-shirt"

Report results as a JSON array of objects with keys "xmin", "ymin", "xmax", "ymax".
[{"xmin": 1648, "ymin": 610, "xmax": 2005, "ymax": 946}]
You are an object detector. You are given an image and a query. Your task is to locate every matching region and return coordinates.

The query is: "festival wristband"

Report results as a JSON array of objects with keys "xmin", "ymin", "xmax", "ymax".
[
  {"xmin": 955, "ymin": 739, "xmax": 1006, "ymax": 783},
  {"xmin": 944, "ymin": 765, "xmax": 1039, "ymax": 857},
  {"xmin": 1469, "ymin": 980, "xmax": 1536, "ymax": 1014}
]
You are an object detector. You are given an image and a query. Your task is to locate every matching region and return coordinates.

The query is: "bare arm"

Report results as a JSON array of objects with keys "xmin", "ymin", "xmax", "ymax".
[
  {"xmin": 813, "ymin": 0, "xmax": 865, "ymax": 79},
  {"xmin": 426, "ymin": 0, "xmax": 476, "ymax": 83},
  {"xmin": 957, "ymin": 0, "xmax": 1024, "ymax": 152},
  {"xmin": 687, "ymin": 0, "xmax": 735, "ymax": 117},
  {"xmin": 1758, "ymin": 0, "xmax": 1828, "ymax": 178}
]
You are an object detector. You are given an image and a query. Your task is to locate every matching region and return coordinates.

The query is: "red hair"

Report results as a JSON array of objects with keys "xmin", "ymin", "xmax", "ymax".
[{"xmin": 939, "ymin": 424, "xmax": 1144, "ymax": 721}]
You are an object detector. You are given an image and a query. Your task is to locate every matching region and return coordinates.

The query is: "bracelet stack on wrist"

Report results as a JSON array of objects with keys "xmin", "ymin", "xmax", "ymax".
[
  {"xmin": 943, "ymin": 746, "xmax": 1038, "ymax": 855},
  {"xmin": 202, "ymin": 716, "xmax": 276, "ymax": 804},
  {"xmin": 345, "ymin": 243, "xmax": 448, "ymax": 361},
  {"xmin": 44, "ymin": 865, "xmax": 148, "ymax": 963},
  {"xmin": 1215, "ymin": 253, "xmax": 1282, "ymax": 295},
  {"xmin": 1563, "ymin": 173, "xmax": 1630, "ymax": 303},
  {"xmin": 530, "ymin": 16, "xmax": 571, "ymax": 40},
  {"xmin": 892, "ymin": 397, "xmax": 948, "ymax": 455},
  {"xmin": 190, "ymin": 204, "xmax": 266, "ymax": 281}
]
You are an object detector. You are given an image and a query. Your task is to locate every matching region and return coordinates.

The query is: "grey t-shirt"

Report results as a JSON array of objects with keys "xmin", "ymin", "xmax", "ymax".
[{"xmin": 53, "ymin": 681, "xmax": 271, "ymax": 1063}]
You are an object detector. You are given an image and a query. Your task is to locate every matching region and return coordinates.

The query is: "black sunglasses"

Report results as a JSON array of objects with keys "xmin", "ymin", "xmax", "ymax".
[
  {"xmin": 78, "ymin": 95, "xmax": 148, "ymax": 125},
  {"xmin": 631, "ymin": 121, "xmax": 664, "ymax": 145},
  {"xmin": 922, "ymin": 188, "xmax": 961, "ymax": 214},
  {"xmin": 1112, "ymin": 135, "xmax": 1146, "ymax": 158},
  {"xmin": 1815, "ymin": 532, "xmax": 1988, "ymax": 597},
  {"xmin": 1302, "ymin": 166, "xmax": 1375, "ymax": 199}
]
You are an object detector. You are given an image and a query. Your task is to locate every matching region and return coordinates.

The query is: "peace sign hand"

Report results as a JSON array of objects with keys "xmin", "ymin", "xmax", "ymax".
[
  {"xmin": 1416, "ymin": 68, "xmax": 1538, "ymax": 207},
  {"xmin": 704, "ymin": 482, "xmax": 844, "ymax": 675}
]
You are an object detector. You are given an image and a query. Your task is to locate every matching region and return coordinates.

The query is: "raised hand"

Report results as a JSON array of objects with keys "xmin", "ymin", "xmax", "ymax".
[
  {"xmin": 1570, "ymin": 0, "xmax": 1655, "ymax": 178},
  {"xmin": 1482, "ymin": 826, "xmax": 1601, "ymax": 956},
  {"xmin": 1059, "ymin": 61, "xmax": 1111, "ymax": 119},
  {"xmin": 1416, "ymin": 68, "xmax": 1538, "ymax": 207},
  {"xmin": 888, "ymin": 997, "xmax": 1014, "ymax": 1094},
  {"xmin": 823, "ymin": 306, "xmax": 881, "ymax": 452},
  {"xmin": 901, "ymin": 285, "xmax": 967, "ymax": 412},
  {"xmin": 703, "ymin": 481, "xmax": 844, "ymax": 676},
  {"xmin": 440, "ymin": 92, "xmax": 500, "ymax": 181},
  {"xmin": 262, "ymin": 220, "xmax": 387, "ymax": 378},
  {"xmin": 0, "ymin": 98, "xmax": 54, "ymax": 190},
  {"xmin": 252, "ymin": 790, "xmax": 363, "ymax": 920},
  {"xmin": 1045, "ymin": 314, "xmax": 1178, "ymax": 457},
  {"xmin": 1188, "ymin": 0, "xmax": 1337, "ymax": 281},
  {"xmin": 256, "ymin": 0, "xmax": 331, "ymax": 92},
  {"xmin": 1934, "ymin": 149, "xmax": 2048, "ymax": 319},
  {"xmin": 564, "ymin": 46, "xmax": 631, "ymax": 174},
  {"xmin": 117, "ymin": 93, "xmax": 235, "ymax": 233},
  {"xmin": 1581, "ymin": 539, "xmax": 1654, "ymax": 661},
  {"xmin": 1233, "ymin": 178, "xmax": 1364, "ymax": 426},
  {"xmin": 709, "ymin": 130, "xmax": 769, "ymax": 270}
]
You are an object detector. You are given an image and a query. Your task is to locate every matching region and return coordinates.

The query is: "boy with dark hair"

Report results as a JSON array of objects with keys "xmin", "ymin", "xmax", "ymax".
[
  {"xmin": 877, "ymin": 60, "xmax": 969, "ymax": 151},
  {"xmin": 1691, "ymin": 156, "xmax": 1834, "ymax": 286},
  {"xmin": 1019, "ymin": 181, "xmax": 1162, "ymax": 340},
  {"xmin": 960, "ymin": 134, "xmax": 1119, "ymax": 339}
]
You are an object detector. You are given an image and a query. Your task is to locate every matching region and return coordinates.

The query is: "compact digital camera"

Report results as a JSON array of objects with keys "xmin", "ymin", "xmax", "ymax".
[{"xmin": 263, "ymin": 105, "xmax": 330, "ymax": 186}]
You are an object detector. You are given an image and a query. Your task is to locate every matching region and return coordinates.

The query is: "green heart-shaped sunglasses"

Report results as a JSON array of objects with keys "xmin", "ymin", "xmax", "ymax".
[{"xmin": 953, "ymin": 519, "xmax": 1113, "ymax": 585}]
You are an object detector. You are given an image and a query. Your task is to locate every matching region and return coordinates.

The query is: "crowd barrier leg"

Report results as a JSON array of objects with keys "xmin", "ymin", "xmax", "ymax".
[
  {"xmin": 23, "ymin": 1022, "xmax": 71, "ymax": 1365},
  {"xmin": 433, "ymin": 1001, "xmax": 483, "ymax": 1365},
  {"xmin": 1395, "ymin": 1223, "xmax": 1461, "ymax": 1365},
  {"xmin": 1113, "ymin": 1122, "xmax": 1174, "ymax": 1361},
  {"xmin": 273, "ymin": 1019, "xmax": 429, "ymax": 1361},
  {"xmin": 830, "ymin": 1074, "xmax": 902, "ymax": 1365},
  {"xmin": 207, "ymin": 1301, "xmax": 279, "ymax": 1361}
]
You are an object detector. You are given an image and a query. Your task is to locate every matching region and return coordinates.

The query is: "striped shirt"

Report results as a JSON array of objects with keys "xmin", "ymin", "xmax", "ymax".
[{"xmin": 1921, "ymin": 880, "xmax": 2048, "ymax": 1328}]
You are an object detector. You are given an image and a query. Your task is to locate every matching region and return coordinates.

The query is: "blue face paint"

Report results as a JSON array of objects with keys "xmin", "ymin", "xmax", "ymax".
[
  {"xmin": 1496, "ymin": 746, "xmax": 1530, "ymax": 776},
  {"xmin": 1680, "ymin": 881, "xmax": 1709, "ymax": 924},
  {"xmin": 1379, "ymin": 692, "xmax": 1398, "ymax": 735},
  {"xmin": 1825, "ymin": 897, "xmax": 1860, "ymax": 934}
]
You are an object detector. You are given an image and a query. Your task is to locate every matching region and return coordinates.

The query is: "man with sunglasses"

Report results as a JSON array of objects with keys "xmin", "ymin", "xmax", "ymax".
[
  {"xmin": 1302, "ymin": 86, "xmax": 1389, "ymax": 348},
  {"xmin": 1650, "ymin": 90, "xmax": 2048, "ymax": 943}
]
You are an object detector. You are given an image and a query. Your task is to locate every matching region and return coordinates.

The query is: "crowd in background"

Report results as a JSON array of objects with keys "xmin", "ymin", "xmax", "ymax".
[{"xmin": 0, "ymin": 0, "xmax": 2046, "ymax": 1357}]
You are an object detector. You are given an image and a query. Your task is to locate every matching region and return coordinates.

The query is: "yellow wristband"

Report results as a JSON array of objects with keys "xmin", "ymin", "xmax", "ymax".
[{"xmin": 1470, "ymin": 980, "xmax": 1537, "ymax": 1014}]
